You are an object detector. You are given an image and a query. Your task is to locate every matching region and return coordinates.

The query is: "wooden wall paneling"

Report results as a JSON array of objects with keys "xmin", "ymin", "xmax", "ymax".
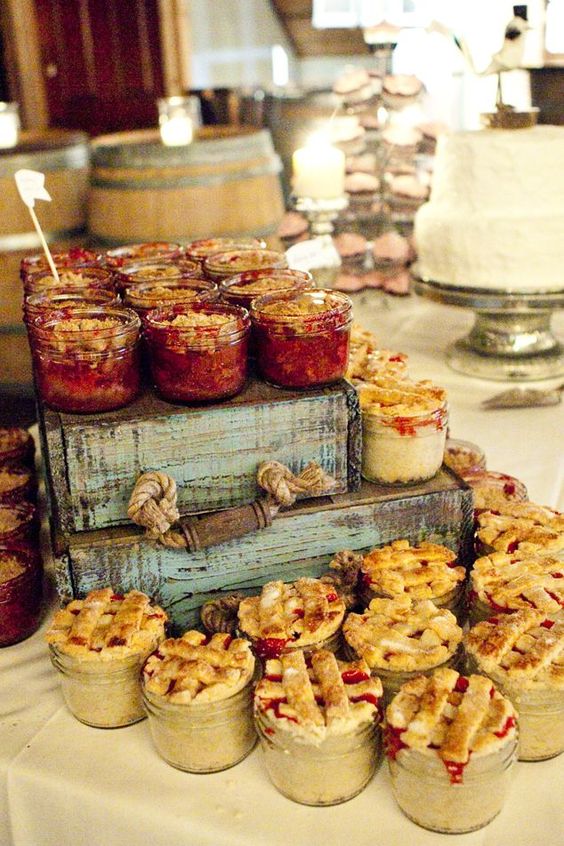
[{"xmin": 1, "ymin": 0, "xmax": 48, "ymax": 128}]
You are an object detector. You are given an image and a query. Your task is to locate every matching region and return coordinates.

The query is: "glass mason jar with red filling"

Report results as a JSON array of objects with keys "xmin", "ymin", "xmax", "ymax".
[
  {"xmin": 114, "ymin": 260, "xmax": 204, "ymax": 295},
  {"xmin": 123, "ymin": 278, "xmax": 219, "ymax": 321},
  {"xmin": 0, "ymin": 501, "xmax": 38, "ymax": 550},
  {"xmin": 0, "ymin": 428, "xmax": 35, "ymax": 469},
  {"xmin": 184, "ymin": 237, "xmax": 266, "ymax": 266},
  {"xmin": 0, "ymin": 466, "xmax": 36, "ymax": 505},
  {"xmin": 145, "ymin": 302, "xmax": 250, "ymax": 403},
  {"xmin": 29, "ymin": 306, "xmax": 141, "ymax": 414},
  {"xmin": 251, "ymin": 289, "xmax": 352, "ymax": 389},
  {"xmin": 0, "ymin": 545, "xmax": 43, "ymax": 646},
  {"xmin": 24, "ymin": 287, "xmax": 120, "ymax": 325},
  {"xmin": 104, "ymin": 242, "xmax": 184, "ymax": 270},
  {"xmin": 220, "ymin": 268, "xmax": 314, "ymax": 311},
  {"xmin": 203, "ymin": 248, "xmax": 288, "ymax": 283},
  {"xmin": 20, "ymin": 247, "xmax": 103, "ymax": 283},
  {"xmin": 23, "ymin": 266, "xmax": 115, "ymax": 298}
]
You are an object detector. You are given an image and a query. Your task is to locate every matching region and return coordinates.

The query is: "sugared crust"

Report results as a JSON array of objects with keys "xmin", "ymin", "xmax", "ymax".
[
  {"xmin": 254, "ymin": 649, "xmax": 382, "ymax": 738},
  {"xmin": 45, "ymin": 588, "xmax": 167, "ymax": 660},
  {"xmin": 142, "ymin": 630, "xmax": 255, "ymax": 703},
  {"xmin": 465, "ymin": 609, "xmax": 564, "ymax": 691},
  {"xmin": 386, "ymin": 668, "xmax": 516, "ymax": 762},
  {"xmin": 238, "ymin": 578, "xmax": 345, "ymax": 647},
  {"xmin": 343, "ymin": 596, "xmax": 462, "ymax": 671},
  {"xmin": 358, "ymin": 377, "xmax": 446, "ymax": 418},
  {"xmin": 476, "ymin": 501, "xmax": 564, "ymax": 556},
  {"xmin": 361, "ymin": 540, "xmax": 465, "ymax": 601},
  {"xmin": 471, "ymin": 552, "xmax": 564, "ymax": 614}
]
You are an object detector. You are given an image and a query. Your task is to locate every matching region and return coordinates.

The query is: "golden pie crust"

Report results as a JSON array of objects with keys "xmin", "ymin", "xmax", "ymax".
[
  {"xmin": 465, "ymin": 609, "xmax": 564, "ymax": 691},
  {"xmin": 476, "ymin": 501, "xmax": 564, "ymax": 557},
  {"xmin": 45, "ymin": 588, "xmax": 167, "ymax": 660},
  {"xmin": 361, "ymin": 540, "xmax": 465, "ymax": 602},
  {"xmin": 142, "ymin": 630, "xmax": 255, "ymax": 703},
  {"xmin": 343, "ymin": 596, "xmax": 462, "ymax": 671},
  {"xmin": 358, "ymin": 377, "xmax": 446, "ymax": 418},
  {"xmin": 471, "ymin": 551, "xmax": 564, "ymax": 615},
  {"xmin": 254, "ymin": 649, "xmax": 382, "ymax": 738}
]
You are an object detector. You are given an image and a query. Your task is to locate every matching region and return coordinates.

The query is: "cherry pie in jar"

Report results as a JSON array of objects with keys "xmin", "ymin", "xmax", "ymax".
[
  {"xmin": 0, "ymin": 428, "xmax": 35, "ymax": 469},
  {"xmin": 468, "ymin": 551, "xmax": 564, "ymax": 625},
  {"xmin": 465, "ymin": 609, "xmax": 564, "ymax": 761},
  {"xmin": 45, "ymin": 588, "xmax": 167, "ymax": 727},
  {"xmin": 254, "ymin": 649, "xmax": 383, "ymax": 805},
  {"xmin": 237, "ymin": 578, "xmax": 346, "ymax": 660},
  {"xmin": 359, "ymin": 540, "xmax": 466, "ymax": 619},
  {"xmin": 475, "ymin": 501, "xmax": 564, "ymax": 559},
  {"xmin": 142, "ymin": 630, "xmax": 256, "ymax": 772},
  {"xmin": 343, "ymin": 596, "xmax": 463, "ymax": 702},
  {"xmin": 385, "ymin": 668, "xmax": 518, "ymax": 833}
]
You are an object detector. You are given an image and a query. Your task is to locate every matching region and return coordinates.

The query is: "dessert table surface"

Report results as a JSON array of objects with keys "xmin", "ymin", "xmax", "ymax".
[{"xmin": 1, "ymin": 293, "xmax": 562, "ymax": 846}]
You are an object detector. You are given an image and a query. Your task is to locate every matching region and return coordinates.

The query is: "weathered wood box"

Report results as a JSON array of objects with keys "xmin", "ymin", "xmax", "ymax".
[
  {"xmin": 50, "ymin": 469, "xmax": 474, "ymax": 632},
  {"xmin": 38, "ymin": 378, "xmax": 361, "ymax": 534}
]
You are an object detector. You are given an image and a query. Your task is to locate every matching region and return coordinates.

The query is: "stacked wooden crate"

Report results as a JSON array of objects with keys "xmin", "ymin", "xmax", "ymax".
[{"xmin": 38, "ymin": 375, "xmax": 474, "ymax": 631}]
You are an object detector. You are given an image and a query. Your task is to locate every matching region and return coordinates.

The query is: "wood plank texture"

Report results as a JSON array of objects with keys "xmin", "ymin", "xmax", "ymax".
[
  {"xmin": 52, "ymin": 471, "xmax": 474, "ymax": 632},
  {"xmin": 39, "ymin": 378, "xmax": 361, "ymax": 533}
]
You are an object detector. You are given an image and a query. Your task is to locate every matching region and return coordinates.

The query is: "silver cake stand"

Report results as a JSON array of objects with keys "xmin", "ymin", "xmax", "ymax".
[{"xmin": 413, "ymin": 271, "xmax": 564, "ymax": 381}]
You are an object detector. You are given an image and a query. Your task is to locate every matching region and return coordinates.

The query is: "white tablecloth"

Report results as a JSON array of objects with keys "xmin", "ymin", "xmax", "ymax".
[{"xmin": 1, "ymin": 295, "xmax": 562, "ymax": 846}]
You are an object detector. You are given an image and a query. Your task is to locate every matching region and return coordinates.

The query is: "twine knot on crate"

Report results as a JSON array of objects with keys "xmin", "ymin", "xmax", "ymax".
[
  {"xmin": 320, "ymin": 549, "xmax": 365, "ymax": 610},
  {"xmin": 200, "ymin": 592, "xmax": 246, "ymax": 634},
  {"xmin": 127, "ymin": 460, "xmax": 337, "ymax": 551}
]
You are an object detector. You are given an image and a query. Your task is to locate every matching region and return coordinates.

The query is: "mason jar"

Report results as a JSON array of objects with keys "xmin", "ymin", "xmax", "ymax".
[
  {"xmin": 24, "ymin": 287, "xmax": 120, "ymax": 325},
  {"xmin": 20, "ymin": 247, "xmax": 103, "ymax": 283},
  {"xmin": 203, "ymin": 248, "xmax": 287, "ymax": 283},
  {"xmin": 0, "ymin": 545, "xmax": 42, "ymax": 646},
  {"xmin": 114, "ymin": 260, "xmax": 203, "ymax": 294},
  {"xmin": 142, "ymin": 671, "xmax": 257, "ymax": 772},
  {"xmin": 0, "ymin": 427, "xmax": 35, "ymax": 469},
  {"xmin": 23, "ymin": 266, "xmax": 115, "ymax": 298},
  {"xmin": 103, "ymin": 242, "xmax": 184, "ymax": 270},
  {"xmin": 123, "ymin": 278, "xmax": 219, "ymax": 321},
  {"xmin": 184, "ymin": 237, "xmax": 266, "ymax": 266},
  {"xmin": 0, "ymin": 465, "xmax": 36, "ymax": 505},
  {"xmin": 220, "ymin": 268, "xmax": 313, "ymax": 311}
]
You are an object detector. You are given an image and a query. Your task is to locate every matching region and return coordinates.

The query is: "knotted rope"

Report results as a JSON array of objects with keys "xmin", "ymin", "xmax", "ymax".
[{"xmin": 127, "ymin": 460, "xmax": 337, "ymax": 549}]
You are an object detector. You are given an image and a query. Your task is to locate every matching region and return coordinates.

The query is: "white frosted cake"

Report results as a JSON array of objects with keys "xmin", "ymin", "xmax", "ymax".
[{"xmin": 414, "ymin": 127, "xmax": 564, "ymax": 291}]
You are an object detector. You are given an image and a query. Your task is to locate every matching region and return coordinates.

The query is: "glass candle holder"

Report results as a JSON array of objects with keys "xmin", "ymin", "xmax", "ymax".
[
  {"xmin": 158, "ymin": 95, "xmax": 201, "ymax": 146},
  {"xmin": 251, "ymin": 289, "xmax": 352, "ymax": 389},
  {"xmin": 24, "ymin": 288, "xmax": 120, "ymax": 325},
  {"xmin": 145, "ymin": 302, "xmax": 249, "ymax": 403},
  {"xmin": 220, "ymin": 269, "xmax": 313, "ymax": 311},
  {"xmin": 23, "ymin": 266, "xmax": 115, "ymax": 298},
  {"xmin": 0, "ymin": 101, "xmax": 20, "ymax": 149},
  {"xmin": 29, "ymin": 306, "xmax": 141, "ymax": 414},
  {"xmin": 0, "ymin": 428, "xmax": 35, "ymax": 469},
  {"xmin": 20, "ymin": 248, "xmax": 103, "ymax": 284},
  {"xmin": 0, "ymin": 545, "xmax": 42, "ymax": 646}
]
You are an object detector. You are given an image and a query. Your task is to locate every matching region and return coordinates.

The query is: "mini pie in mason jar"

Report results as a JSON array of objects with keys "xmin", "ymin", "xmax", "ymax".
[
  {"xmin": 254, "ymin": 649, "xmax": 383, "ymax": 805},
  {"xmin": 359, "ymin": 540, "xmax": 466, "ymax": 619},
  {"xmin": 220, "ymin": 268, "xmax": 313, "ymax": 311},
  {"xmin": 29, "ymin": 306, "xmax": 141, "ymax": 414},
  {"xmin": 123, "ymin": 278, "xmax": 219, "ymax": 321},
  {"xmin": 347, "ymin": 346, "xmax": 409, "ymax": 385},
  {"xmin": 145, "ymin": 302, "xmax": 249, "ymax": 403},
  {"xmin": 0, "ymin": 427, "xmax": 35, "ymax": 469},
  {"xmin": 358, "ymin": 377, "xmax": 448, "ymax": 485},
  {"xmin": 465, "ymin": 609, "xmax": 564, "ymax": 761},
  {"xmin": 0, "ymin": 466, "xmax": 36, "ymax": 505},
  {"xmin": 468, "ymin": 551, "xmax": 564, "ymax": 626},
  {"xmin": 23, "ymin": 266, "xmax": 115, "ymax": 297},
  {"xmin": 203, "ymin": 248, "xmax": 288, "ymax": 283},
  {"xmin": 443, "ymin": 438, "xmax": 486, "ymax": 477},
  {"xmin": 475, "ymin": 500, "xmax": 564, "ymax": 559},
  {"xmin": 20, "ymin": 247, "xmax": 103, "ymax": 283},
  {"xmin": 237, "ymin": 577, "xmax": 346, "ymax": 661},
  {"xmin": 343, "ymin": 596, "xmax": 463, "ymax": 703},
  {"xmin": 103, "ymin": 242, "xmax": 183, "ymax": 269},
  {"xmin": 23, "ymin": 287, "xmax": 121, "ymax": 325},
  {"xmin": 0, "ymin": 501, "xmax": 38, "ymax": 550},
  {"xmin": 0, "ymin": 545, "xmax": 43, "ymax": 647},
  {"xmin": 142, "ymin": 630, "xmax": 256, "ymax": 772},
  {"xmin": 114, "ymin": 260, "xmax": 203, "ymax": 294},
  {"xmin": 250, "ymin": 289, "xmax": 352, "ymax": 389},
  {"xmin": 184, "ymin": 237, "xmax": 266, "ymax": 266},
  {"xmin": 463, "ymin": 469, "xmax": 528, "ymax": 512},
  {"xmin": 385, "ymin": 668, "xmax": 518, "ymax": 833},
  {"xmin": 45, "ymin": 588, "xmax": 167, "ymax": 728}
]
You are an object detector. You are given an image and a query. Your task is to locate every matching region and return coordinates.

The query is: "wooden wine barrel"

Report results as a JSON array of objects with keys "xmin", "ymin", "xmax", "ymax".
[{"xmin": 88, "ymin": 126, "xmax": 285, "ymax": 244}]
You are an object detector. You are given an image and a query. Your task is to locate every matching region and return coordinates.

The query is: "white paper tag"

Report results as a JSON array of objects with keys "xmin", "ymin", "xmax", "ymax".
[
  {"xmin": 286, "ymin": 236, "xmax": 341, "ymax": 272},
  {"xmin": 14, "ymin": 169, "xmax": 52, "ymax": 208}
]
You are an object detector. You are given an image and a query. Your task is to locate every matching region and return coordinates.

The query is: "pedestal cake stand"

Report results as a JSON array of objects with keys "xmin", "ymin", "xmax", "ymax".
[{"xmin": 413, "ymin": 272, "xmax": 564, "ymax": 381}]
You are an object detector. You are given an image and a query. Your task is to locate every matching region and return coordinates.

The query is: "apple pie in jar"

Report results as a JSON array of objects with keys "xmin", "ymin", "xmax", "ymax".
[
  {"xmin": 142, "ymin": 630, "xmax": 256, "ymax": 772},
  {"xmin": 385, "ymin": 668, "xmax": 518, "ymax": 833},
  {"xmin": 343, "ymin": 596, "xmax": 463, "ymax": 703},
  {"xmin": 237, "ymin": 578, "xmax": 346, "ymax": 661},
  {"xmin": 45, "ymin": 588, "xmax": 167, "ymax": 727},
  {"xmin": 359, "ymin": 540, "xmax": 466, "ymax": 621},
  {"xmin": 254, "ymin": 649, "xmax": 383, "ymax": 805},
  {"xmin": 465, "ymin": 609, "xmax": 564, "ymax": 761}
]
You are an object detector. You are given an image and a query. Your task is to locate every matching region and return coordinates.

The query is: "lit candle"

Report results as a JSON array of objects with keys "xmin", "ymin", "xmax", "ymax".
[
  {"xmin": 292, "ymin": 133, "xmax": 345, "ymax": 200},
  {"xmin": 0, "ymin": 102, "xmax": 20, "ymax": 149},
  {"xmin": 159, "ymin": 114, "xmax": 194, "ymax": 147}
]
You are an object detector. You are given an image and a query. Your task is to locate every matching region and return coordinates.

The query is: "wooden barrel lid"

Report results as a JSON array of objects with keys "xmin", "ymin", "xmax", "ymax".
[{"xmin": 0, "ymin": 129, "xmax": 89, "ymax": 156}]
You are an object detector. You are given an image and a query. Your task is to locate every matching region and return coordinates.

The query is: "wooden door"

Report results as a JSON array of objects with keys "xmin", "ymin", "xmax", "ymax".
[{"xmin": 34, "ymin": 0, "xmax": 165, "ymax": 135}]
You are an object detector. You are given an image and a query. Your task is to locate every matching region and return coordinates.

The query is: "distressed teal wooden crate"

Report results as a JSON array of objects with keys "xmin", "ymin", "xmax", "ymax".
[
  {"xmin": 38, "ymin": 378, "xmax": 361, "ymax": 534},
  {"xmin": 51, "ymin": 469, "xmax": 474, "ymax": 632}
]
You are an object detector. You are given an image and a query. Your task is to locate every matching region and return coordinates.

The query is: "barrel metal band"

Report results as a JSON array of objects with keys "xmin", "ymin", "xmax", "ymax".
[
  {"xmin": 90, "ymin": 157, "xmax": 282, "ymax": 191},
  {"xmin": 0, "ymin": 147, "xmax": 89, "ymax": 178}
]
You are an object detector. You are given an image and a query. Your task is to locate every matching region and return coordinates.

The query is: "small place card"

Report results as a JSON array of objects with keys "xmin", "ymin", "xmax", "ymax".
[{"xmin": 286, "ymin": 236, "xmax": 342, "ymax": 272}]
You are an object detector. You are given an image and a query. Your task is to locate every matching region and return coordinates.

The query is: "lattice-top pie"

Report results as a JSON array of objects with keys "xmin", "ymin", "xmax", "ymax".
[
  {"xmin": 385, "ymin": 668, "xmax": 517, "ymax": 768},
  {"xmin": 237, "ymin": 578, "xmax": 346, "ymax": 659},
  {"xmin": 360, "ymin": 540, "xmax": 465, "ymax": 602},
  {"xmin": 344, "ymin": 596, "xmax": 462, "ymax": 672},
  {"xmin": 358, "ymin": 377, "xmax": 446, "ymax": 418},
  {"xmin": 465, "ymin": 609, "xmax": 564, "ymax": 691},
  {"xmin": 470, "ymin": 551, "xmax": 564, "ymax": 615},
  {"xmin": 45, "ymin": 588, "xmax": 167, "ymax": 660},
  {"xmin": 142, "ymin": 630, "xmax": 255, "ymax": 704},
  {"xmin": 254, "ymin": 649, "xmax": 382, "ymax": 739},
  {"xmin": 476, "ymin": 501, "xmax": 564, "ymax": 557}
]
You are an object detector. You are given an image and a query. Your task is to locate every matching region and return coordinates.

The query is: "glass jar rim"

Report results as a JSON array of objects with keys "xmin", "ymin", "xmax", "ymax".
[
  {"xmin": 203, "ymin": 248, "xmax": 287, "ymax": 274},
  {"xmin": 116, "ymin": 260, "xmax": 204, "ymax": 285},
  {"xmin": 184, "ymin": 237, "xmax": 266, "ymax": 261},
  {"xmin": 25, "ymin": 287, "xmax": 118, "ymax": 307},
  {"xmin": 21, "ymin": 248, "xmax": 103, "ymax": 274},
  {"xmin": 251, "ymin": 287, "xmax": 352, "ymax": 325},
  {"xmin": 141, "ymin": 671, "xmax": 256, "ymax": 712},
  {"xmin": 124, "ymin": 277, "xmax": 217, "ymax": 306},
  {"xmin": 26, "ymin": 266, "xmax": 113, "ymax": 283},
  {"xmin": 145, "ymin": 301, "xmax": 250, "ymax": 336},
  {"xmin": 30, "ymin": 305, "xmax": 141, "ymax": 339},
  {"xmin": 220, "ymin": 268, "xmax": 313, "ymax": 297},
  {"xmin": 104, "ymin": 242, "xmax": 184, "ymax": 267},
  {"xmin": 362, "ymin": 399, "xmax": 448, "ymax": 428}
]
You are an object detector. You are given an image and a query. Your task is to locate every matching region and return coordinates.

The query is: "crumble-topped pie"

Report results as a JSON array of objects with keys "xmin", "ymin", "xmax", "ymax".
[
  {"xmin": 358, "ymin": 377, "xmax": 446, "ymax": 418},
  {"xmin": 45, "ymin": 588, "xmax": 167, "ymax": 660},
  {"xmin": 343, "ymin": 596, "xmax": 462, "ymax": 673},
  {"xmin": 255, "ymin": 649, "xmax": 382, "ymax": 739},
  {"xmin": 237, "ymin": 578, "xmax": 346, "ymax": 659},
  {"xmin": 360, "ymin": 540, "xmax": 465, "ymax": 607},
  {"xmin": 0, "ymin": 427, "xmax": 34, "ymax": 468},
  {"xmin": 470, "ymin": 551, "xmax": 564, "ymax": 617},
  {"xmin": 475, "ymin": 501, "xmax": 564, "ymax": 557},
  {"xmin": 142, "ymin": 630, "xmax": 254, "ymax": 703}
]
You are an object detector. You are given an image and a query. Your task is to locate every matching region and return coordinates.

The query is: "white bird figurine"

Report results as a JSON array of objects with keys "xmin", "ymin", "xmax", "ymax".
[{"xmin": 481, "ymin": 10, "xmax": 531, "ymax": 76}]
